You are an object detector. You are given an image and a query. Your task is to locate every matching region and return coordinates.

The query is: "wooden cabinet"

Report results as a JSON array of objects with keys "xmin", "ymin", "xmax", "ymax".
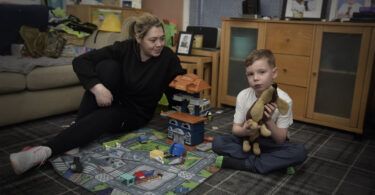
[
  {"xmin": 66, "ymin": 5, "xmax": 150, "ymax": 24},
  {"xmin": 218, "ymin": 18, "xmax": 375, "ymax": 134},
  {"xmin": 307, "ymin": 25, "xmax": 373, "ymax": 133}
]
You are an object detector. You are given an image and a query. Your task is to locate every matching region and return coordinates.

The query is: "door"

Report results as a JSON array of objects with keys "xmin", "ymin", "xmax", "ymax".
[
  {"xmin": 307, "ymin": 25, "xmax": 371, "ymax": 127},
  {"xmin": 219, "ymin": 20, "xmax": 265, "ymax": 106}
]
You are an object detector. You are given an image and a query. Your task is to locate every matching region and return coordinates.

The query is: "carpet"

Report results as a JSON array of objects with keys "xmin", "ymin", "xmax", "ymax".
[{"xmin": 50, "ymin": 128, "xmax": 219, "ymax": 195}]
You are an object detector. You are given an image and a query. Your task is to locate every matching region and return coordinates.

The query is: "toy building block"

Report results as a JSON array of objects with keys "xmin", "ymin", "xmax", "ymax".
[
  {"xmin": 138, "ymin": 134, "xmax": 148, "ymax": 144},
  {"xmin": 134, "ymin": 170, "xmax": 163, "ymax": 185},
  {"xmin": 102, "ymin": 139, "xmax": 120, "ymax": 150},
  {"xmin": 167, "ymin": 112, "xmax": 206, "ymax": 146},
  {"xmin": 189, "ymin": 97, "xmax": 203, "ymax": 106},
  {"xmin": 70, "ymin": 156, "xmax": 83, "ymax": 173},
  {"xmin": 167, "ymin": 73, "xmax": 211, "ymax": 146},
  {"xmin": 188, "ymin": 98, "xmax": 211, "ymax": 117},
  {"xmin": 150, "ymin": 150, "xmax": 164, "ymax": 159},
  {"xmin": 172, "ymin": 94, "xmax": 185, "ymax": 102},
  {"xmin": 150, "ymin": 146, "xmax": 165, "ymax": 164},
  {"xmin": 168, "ymin": 157, "xmax": 183, "ymax": 165},
  {"xmin": 173, "ymin": 94, "xmax": 189, "ymax": 113},
  {"xmin": 154, "ymin": 156, "xmax": 164, "ymax": 164},
  {"xmin": 97, "ymin": 165, "xmax": 105, "ymax": 172},
  {"xmin": 206, "ymin": 111, "xmax": 212, "ymax": 120},
  {"xmin": 120, "ymin": 173, "xmax": 135, "ymax": 187},
  {"xmin": 134, "ymin": 171, "xmax": 146, "ymax": 180},
  {"xmin": 174, "ymin": 186, "xmax": 189, "ymax": 193},
  {"xmin": 204, "ymin": 136, "xmax": 214, "ymax": 142},
  {"xmin": 170, "ymin": 142, "xmax": 185, "ymax": 156},
  {"xmin": 169, "ymin": 73, "xmax": 210, "ymax": 94},
  {"xmin": 196, "ymin": 142, "xmax": 212, "ymax": 152}
]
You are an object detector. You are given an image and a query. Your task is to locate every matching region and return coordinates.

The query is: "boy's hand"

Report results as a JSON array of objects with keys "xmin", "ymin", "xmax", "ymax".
[
  {"xmin": 264, "ymin": 103, "xmax": 277, "ymax": 121},
  {"xmin": 243, "ymin": 121, "xmax": 259, "ymax": 136}
]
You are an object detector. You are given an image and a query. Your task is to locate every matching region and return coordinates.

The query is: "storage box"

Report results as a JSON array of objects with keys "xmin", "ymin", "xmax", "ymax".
[
  {"xmin": 61, "ymin": 45, "xmax": 93, "ymax": 57},
  {"xmin": 60, "ymin": 33, "xmax": 86, "ymax": 46}
]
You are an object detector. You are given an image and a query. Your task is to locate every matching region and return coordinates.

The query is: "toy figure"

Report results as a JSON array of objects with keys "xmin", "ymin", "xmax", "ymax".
[{"xmin": 70, "ymin": 156, "xmax": 83, "ymax": 173}]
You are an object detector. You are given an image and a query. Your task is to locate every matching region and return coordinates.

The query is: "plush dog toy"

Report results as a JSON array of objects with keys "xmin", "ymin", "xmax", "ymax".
[{"xmin": 243, "ymin": 84, "xmax": 290, "ymax": 155}]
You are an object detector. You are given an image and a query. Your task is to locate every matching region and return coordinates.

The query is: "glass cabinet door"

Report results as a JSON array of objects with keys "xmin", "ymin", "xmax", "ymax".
[
  {"xmin": 219, "ymin": 21, "xmax": 265, "ymax": 106},
  {"xmin": 227, "ymin": 27, "xmax": 258, "ymax": 97},
  {"xmin": 308, "ymin": 26, "xmax": 371, "ymax": 127}
]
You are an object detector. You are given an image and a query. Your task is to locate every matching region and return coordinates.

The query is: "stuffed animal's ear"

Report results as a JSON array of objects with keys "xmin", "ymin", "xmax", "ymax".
[
  {"xmin": 250, "ymin": 86, "xmax": 275, "ymax": 122},
  {"xmin": 276, "ymin": 97, "xmax": 289, "ymax": 115},
  {"xmin": 250, "ymin": 101, "xmax": 264, "ymax": 122},
  {"xmin": 259, "ymin": 85, "xmax": 275, "ymax": 103}
]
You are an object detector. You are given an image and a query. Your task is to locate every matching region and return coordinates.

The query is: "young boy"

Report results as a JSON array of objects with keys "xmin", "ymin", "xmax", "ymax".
[{"xmin": 212, "ymin": 49, "xmax": 306, "ymax": 174}]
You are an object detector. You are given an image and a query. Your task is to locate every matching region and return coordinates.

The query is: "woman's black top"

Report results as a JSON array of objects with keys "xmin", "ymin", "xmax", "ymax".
[{"xmin": 73, "ymin": 39, "xmax": 184, "ymax": 122}]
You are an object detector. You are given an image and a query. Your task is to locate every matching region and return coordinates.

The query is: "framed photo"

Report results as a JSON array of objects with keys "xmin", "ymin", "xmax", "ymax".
[
  {"xmin": 176, "ymin": 32, "xmax": 193, "ymax": 55},
  {"xmin": 282, "ymin": 0, "xmax": 328, "ymax": 20},
  {"xmin": 122, "ymin": 1, "xmax": 132, "ymax": 8},
  {"xmin": 329, "ymin": 0, "xmax": 371, "ymax": 21}
]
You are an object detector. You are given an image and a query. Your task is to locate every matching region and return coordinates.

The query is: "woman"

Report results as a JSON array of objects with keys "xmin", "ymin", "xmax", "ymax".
[{"xmin": 10, "ymin": 13, "xmax": 184, "ymax": 175}]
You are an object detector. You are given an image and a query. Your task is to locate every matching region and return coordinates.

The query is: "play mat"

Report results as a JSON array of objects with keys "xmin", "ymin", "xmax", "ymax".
[{"xmin": 50, "ymin": 128, "xmax": 219, "ymax": 195}]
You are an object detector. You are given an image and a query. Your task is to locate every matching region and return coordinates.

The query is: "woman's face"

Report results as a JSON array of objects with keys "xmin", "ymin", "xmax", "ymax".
[{"xmin": 136, "ymin": 26, "xmax": 165, "ymax": 62}]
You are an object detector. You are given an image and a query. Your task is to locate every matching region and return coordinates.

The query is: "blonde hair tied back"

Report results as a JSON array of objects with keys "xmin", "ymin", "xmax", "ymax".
[{"xmin": 128, "ymin": 13, "xmax": 163, "ymax": 39}]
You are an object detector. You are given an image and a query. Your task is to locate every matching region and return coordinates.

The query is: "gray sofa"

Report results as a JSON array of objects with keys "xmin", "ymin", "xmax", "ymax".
[
  {"xmin": 0, "ymin": 64, "xmax": 84, "ymax": 127},
  {"xmin": 0, "ymin": 27, "xmax": 130, "ymax": 127}
]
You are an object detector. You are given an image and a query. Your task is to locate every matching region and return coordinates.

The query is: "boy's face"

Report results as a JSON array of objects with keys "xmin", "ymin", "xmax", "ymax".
[{"xmin": 245, "ymin": 58, "xmax": 278, "ymax": 97}]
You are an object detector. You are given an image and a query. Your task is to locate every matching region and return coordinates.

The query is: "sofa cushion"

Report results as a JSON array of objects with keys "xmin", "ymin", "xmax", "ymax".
[
  {"xmin": 0, "ymin": 72, "xmax": 26, "ymax": 94},
  {"xmin": 27, "ymin": 64, "xmax": 80, "ymax": 90}
]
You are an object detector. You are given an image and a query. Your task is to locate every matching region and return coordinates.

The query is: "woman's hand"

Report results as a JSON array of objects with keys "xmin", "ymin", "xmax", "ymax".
[
  {"xmin": 90, "ymin": 83, "xmax": 113, "ymax": 107},
  {"xmin": 264, "ymin": 103, "xmax": 277, "ymax": 121}
]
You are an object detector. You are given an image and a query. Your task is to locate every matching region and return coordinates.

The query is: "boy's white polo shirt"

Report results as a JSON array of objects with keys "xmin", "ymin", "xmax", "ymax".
[{"xmin": 233, "ymin": 87, "xmax": 293, "ymax": 129}]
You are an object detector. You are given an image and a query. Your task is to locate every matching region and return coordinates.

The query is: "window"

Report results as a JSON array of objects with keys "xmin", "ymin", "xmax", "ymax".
[
  {"xmin": 169, "ymin": 119, "xmax": 178, "ymax": 126},
  {"xmin": 181, "ymin": 123, "xmax": 191, "ymax": 130},
  {"xmin": 185, "ymin": 132, "xmax": 191, "ymax": 145},
  {"xmin": 167, "ymin": 127, "xmax": 174, "ymax": 139}
]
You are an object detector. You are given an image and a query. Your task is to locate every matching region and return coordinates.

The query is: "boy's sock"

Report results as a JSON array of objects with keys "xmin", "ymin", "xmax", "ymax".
[
  {"xmin": 212, "ymin": 156, "xmax": 224, "ymax": 168},
  {"xmin": 10, "ymin": 146, "xmax": 52, "ymax": 175},
  {"xmin": 286, "ymin": 166, "xmax": 295, "ymax": 175},
  {"xmin": 222, "ymin": 156, "xmax": 247, "ymax": 170}
]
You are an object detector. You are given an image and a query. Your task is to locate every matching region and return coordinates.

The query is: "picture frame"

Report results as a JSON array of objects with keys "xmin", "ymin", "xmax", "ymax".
[
  {"xmin": 176, "ymin": 32, "xmax": 194, "ymax": 55},
  {"xmin": 328, "ymin": 0, "xmax": 371, "ymax": 21},
  {"xmin": 282, "ymin": 0, "xmax": 328, "ymax": 20}
]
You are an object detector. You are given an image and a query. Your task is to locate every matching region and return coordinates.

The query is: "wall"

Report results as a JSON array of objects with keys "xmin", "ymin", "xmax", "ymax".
[
  {"xmin": 189, "ymin": 0, "xmax": 284, "ymax": 28},
  {"xmin": 189, "ymin": 0, "xmax": 333, "ymax": 28},
  {"xmin": 142, "ymin": 0, "xmax": 185, "ymax": 30}
]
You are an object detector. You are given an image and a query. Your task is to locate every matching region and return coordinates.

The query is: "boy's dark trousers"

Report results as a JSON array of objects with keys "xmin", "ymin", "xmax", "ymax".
[{"xmin": 212, "ymin": 134, "xmax": 307, "ymax": 174}]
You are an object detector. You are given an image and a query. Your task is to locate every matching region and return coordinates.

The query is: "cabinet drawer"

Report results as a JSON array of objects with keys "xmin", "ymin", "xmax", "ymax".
[
  {"xmin": 278, "ymin": 84, "xmax": 306, "ymax": 119},
  {"xmin": 266, "ymin": 23, "xmax": 313, "ymax": 56},
  {"xmin": 274, "ymin": 54, "xmax": 309, "ymax": 87}
]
